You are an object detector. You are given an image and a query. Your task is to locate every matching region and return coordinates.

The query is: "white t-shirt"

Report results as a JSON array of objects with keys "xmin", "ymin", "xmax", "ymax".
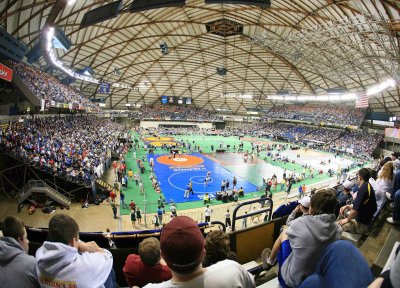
[
  {"xmin": 205, "ymin": 208, "xmax": 212, "ymax": 217},
  {"xmin": 143, "ymin": 260, "xmax": 254, "ymax": 288}
]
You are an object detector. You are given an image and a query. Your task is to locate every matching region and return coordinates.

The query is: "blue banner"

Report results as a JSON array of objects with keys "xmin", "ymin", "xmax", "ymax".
[{"xmin": 98, "ymin": 82, "xmax": 110, "ymax": 94}]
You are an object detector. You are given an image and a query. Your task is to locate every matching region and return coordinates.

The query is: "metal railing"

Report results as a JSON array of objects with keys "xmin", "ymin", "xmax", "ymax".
[
  {"xmin": 231, "ymin": 198, "xmax": 273, "ymax": 231},
  {"xmin": 45, "ymin": 179, "xmax": 76, "ymax": 200}
]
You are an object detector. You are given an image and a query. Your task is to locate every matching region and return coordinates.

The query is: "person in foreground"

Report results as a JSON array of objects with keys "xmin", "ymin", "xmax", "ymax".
[
  {"xmin": 262, "ymin": 189, "xmax": 342, "ymax": 288},
  {"xmin": 123, "ymin": 237, "xmax": 172, "ymax": 287},
  {"xmin": 35, "ymin": 214, "xmax": 116, "ymax": 288},
  {"xmin": 143, "ymin": 216, "xmax": 255, "ymax": 288},
  {"xmin": 0, "ymin": 216, "xmax": 40, "ymax": 288}
]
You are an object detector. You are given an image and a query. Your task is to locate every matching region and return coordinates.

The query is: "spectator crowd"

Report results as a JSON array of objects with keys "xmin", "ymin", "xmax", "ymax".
[
  {"xmin": 265, "ymin": 104, "xmax": 367, "ymax": 127},
  {"xmin": 11, "ymin": 62, "xmax": 97, "ymax": 110},
  {"xmin": 129, "ymin": 104, "xmax": 223, "ymax": 121},
  {"xmin": 0, "ymin": 115, "xmax": 128, "ymax": 183}
]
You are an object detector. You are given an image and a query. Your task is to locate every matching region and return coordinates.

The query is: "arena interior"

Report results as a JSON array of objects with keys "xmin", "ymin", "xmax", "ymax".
[{"xmin": 1, "ymin": 0, "xmax": 400, "ymax": 287}]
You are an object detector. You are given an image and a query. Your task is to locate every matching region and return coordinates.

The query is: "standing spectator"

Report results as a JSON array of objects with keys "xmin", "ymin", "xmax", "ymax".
[
  {"xmin": 111, "ymin": 202, "xmax": 118, "ymax": 219},
  {"xmin": 232, "ymin": 176, "xmax": 237, "ymax": 189},
  {"xmin": 110, "ymin": 190, "xmax": 116, "ymax": 203},
  {"xmin": 136, "ymin": 207, "xmax": 142, "ymax": 226},
  {"xmin": 143, "ymin": 216, "xmax": 254, "ymax": 288},
  {"xmin": 134, "ymin": 173, "xmax": 139, "ymax": 185},
  {"xmin": 280, "ymin": 178, "xmax": 286, "ymax": 191},
  {"xmin": 225, "ymin": 208, "xmax": 231, "ymax": 229},
  {"xmin": 157, "ymin": 206, "xmax": 164, "ymax": 225},
  {"xmin": 153, "ymin": 214, "xmax": 160, "ymax": 229},
  {"xmin": 129, "ymin": 200, "xmax": 136, "ymax": 211},
  {"xmin": 221, "ymin": 180, "xmax": 226, "ymax": 192},
  {"xmin": 123, "ymin": 238, "xmax": 172, "ymax": 287},
  {"xmin": 205, "ymin": 205, "xmax": 213, "ymax": 223},
  {"xmin": 158, "ymin": 196, "xmax": 165, "ymax": 208},
  {"xmin": 121, "ymin": 175, "xmax": 126, "ymax": 189},
  {"xmin": 242, "ymin": 211, "xmax": 248, "ymax": 229},
  {"xmin": 0, "ymin": 216, "xmax": 40, "ymax": 288},
  {"xmin": 170, "ymin": 203, "xmax": 177, "ymax": 217},
  {"xmin": 298, "ymin": 185, "xmax": 303, "ymax": 198},
  {"xmin": 139, "ymin": 181, "xmax": 145, "ymax": 196},
  {"xmin": 35, "ymin": 214, "xmax": 116, "ymax": 287},
  {"xmin": 130, "ymin": 208, "xmax": 137, "ymax": 229},
  {"xmin": 203, "ymin": 193, "xmax": 210, "ymax": 205},
  {"xmin": 120, "ymin": 191, "xmax": 126, "ymax": 209},
  {"xmin": 124, "ymin": 174, "xmax": 129, "ymax": 188}
]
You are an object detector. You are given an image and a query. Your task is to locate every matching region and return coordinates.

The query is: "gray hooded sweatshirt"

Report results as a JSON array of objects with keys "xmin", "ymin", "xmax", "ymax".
[
  {"xmin": 0, "ymin": 237, "xmax": 40, "ymax": 288},
  {"xmin": 281, "ymin": 214, "xmax": 342, "ymax": 287},
  {"xmin": 36, "ymin": 241, "xmax": 113, "ymax": 288}
]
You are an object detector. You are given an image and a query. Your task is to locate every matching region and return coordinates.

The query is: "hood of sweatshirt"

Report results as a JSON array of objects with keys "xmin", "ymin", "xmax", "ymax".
[
  {"xmin": 35, "ymin": 241, "xmax": 113, "ymax": 288},
  {"xmin": 301, "ymin": 214, "xmax": 342, "ymax": 243},
  {"xmin": 0, "ymin": 237, "xmax": 26, "ymax": 264},
  {"xmin": 36, "ymin": 241, "xmax": 78, "ymax": 276}
]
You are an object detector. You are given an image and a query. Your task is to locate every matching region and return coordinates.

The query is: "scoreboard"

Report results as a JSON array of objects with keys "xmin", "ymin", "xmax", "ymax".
[{"xmin": 161, "ymin": 96, "xmax": 192, "ymax": 105}]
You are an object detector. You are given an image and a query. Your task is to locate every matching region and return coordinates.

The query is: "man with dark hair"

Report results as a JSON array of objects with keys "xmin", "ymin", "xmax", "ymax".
[
  {"xmin": 262, "ymin": 189, "xmax": 342, "ymax": 288},
  {"xmin": 144, "ymin": 216, "xmax": 254, "ymax": 287},
  {"xmin": 123, "ymin": 237, "xmax": 172, "ymax": 287},
  {"xmin": 337, "ymin": 168, "xmax": 377, "ymax": 234},
  {"xmin": 35, "ymin": 214, "xmax": 116, "ymax": 288},
  {"xmin": 0, "ymin": 216, "xmax": 40, "ymax": 288}
]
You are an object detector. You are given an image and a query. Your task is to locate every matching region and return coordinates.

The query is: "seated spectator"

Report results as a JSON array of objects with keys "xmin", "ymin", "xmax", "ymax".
[
  {"xmin": 337, "ymin": 168, "xmax": 377, "ymax": 234},
  {"xmin": 286, "ymin": 196, "xmax": 310, "ymax": 226},
  {"xmin": 202, "ymin": 230, "xmax": 237, "ymax": 267},
  {"xmin": 35, "ymin": 214, "xmax": 116, "ymax": 287},
  {"xmin": 369, "ymin": 161, "xmax": 394, "ymax": 213},
  {"xmin": 0, "ymin": 216, "xmax": 39, "ymax": 288},
  {"xmin": 262, "ymin": 189, "xmax": 342, "ymax": 288},
  {"xmin": 123, "ymin": 237, "xmax": 172, "ymax": 287},
  {"xmin": 337, "ymin": 180, "xmax": 353, "ymax": 208},
  {"xmin": 387, "ymin": 159, "xmax": 400, "ymax": 201},
  {"xmin": 143, "ymin": 216, "xmax": 254, "ymax": 287}
]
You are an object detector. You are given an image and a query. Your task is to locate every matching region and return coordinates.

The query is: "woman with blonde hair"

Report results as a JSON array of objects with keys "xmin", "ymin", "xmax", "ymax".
[{"xmin": 369, "ymin": 161, "xmax": 394, "ymax": 213}]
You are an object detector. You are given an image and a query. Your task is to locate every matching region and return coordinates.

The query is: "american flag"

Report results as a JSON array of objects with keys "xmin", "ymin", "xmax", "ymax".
[{"xmin": 355, "ymin": 93, "xmax": 369, "ymax": 108}]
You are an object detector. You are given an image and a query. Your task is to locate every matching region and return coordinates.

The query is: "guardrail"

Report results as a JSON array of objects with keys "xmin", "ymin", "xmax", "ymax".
[{"xmin": 231, "ymin": 198, "xmax": 273, "ymax": 231}]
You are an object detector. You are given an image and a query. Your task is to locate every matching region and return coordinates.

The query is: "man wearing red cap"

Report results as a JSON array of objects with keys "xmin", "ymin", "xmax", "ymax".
[{"xmin": 144, "ymin": 216, "xmax": 254, "ymax": 287}]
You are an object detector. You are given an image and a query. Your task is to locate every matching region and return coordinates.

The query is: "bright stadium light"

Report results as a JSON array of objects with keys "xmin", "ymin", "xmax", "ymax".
[
  {"xmin": 43, "ymin": 26, "xmax": 136, "ymax": 89},
  {"xmin": 366, "ymin": 78, "xmax": 397, "ymax": 96}
]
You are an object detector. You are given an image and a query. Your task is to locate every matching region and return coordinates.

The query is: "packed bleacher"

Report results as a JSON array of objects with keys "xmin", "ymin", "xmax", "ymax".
[
  {"xmin": 148, "ymin": 122, "xmax": 382, "ymax": 158},
  {"xmin": 0, "ymin": 115, "xmax": 127, "ymax": 183},
  {"xmin": 265, "ymin": 104, "xmax": 367, "ymax": 127},
  {"xmin": 129, "ymin": 104, "xmax": 223, "ymax": 121},
  {"xmin": 11, "ymin": 61, "xmax": 98, "ymax": 110}
]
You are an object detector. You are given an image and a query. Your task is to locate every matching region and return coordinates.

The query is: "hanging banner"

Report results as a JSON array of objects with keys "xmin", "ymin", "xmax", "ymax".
[{"xmin": 0, "ymin": 63, "xmax": 13, "ymax": 82}]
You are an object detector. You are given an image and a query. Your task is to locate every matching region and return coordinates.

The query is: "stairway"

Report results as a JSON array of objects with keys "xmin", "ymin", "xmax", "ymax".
[
  {"xmin": 18, "ymin": 180, "xmax": 71, "ymax": 208},
  {"xmin": 96, "ymin": 179, "xmax": 113, "ymax": 191}
]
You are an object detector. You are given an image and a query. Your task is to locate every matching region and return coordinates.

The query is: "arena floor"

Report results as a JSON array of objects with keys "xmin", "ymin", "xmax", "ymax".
[{"xmin": 0, "ymin": 133, "xmax": 360, "ymax": 232}]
